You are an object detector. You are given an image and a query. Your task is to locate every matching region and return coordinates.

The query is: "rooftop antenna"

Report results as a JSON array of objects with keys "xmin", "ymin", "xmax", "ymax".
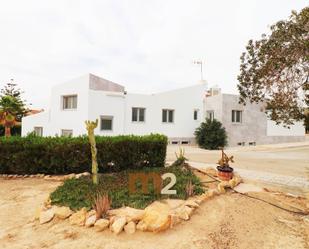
[{"xmin": 193, "ymin": 60, "xmax": 204, "ymax": 81}]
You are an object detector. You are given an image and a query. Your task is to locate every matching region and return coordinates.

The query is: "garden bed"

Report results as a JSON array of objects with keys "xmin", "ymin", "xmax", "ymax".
[{"xmin": 50, "ymin": 166, "xmax": 205, "ymax": 210}]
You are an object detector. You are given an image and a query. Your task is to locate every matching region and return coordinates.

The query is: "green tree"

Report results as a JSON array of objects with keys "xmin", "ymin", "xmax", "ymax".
[
  {"xmin": 238, "ymin": 7, "xmax": 309, "ymax": 126},
  {"xmin": 0, "ymin": 80, "xmax": 28, "ymax": 137},
  {"xmin": 194, "ymin": 119, "xmax": 227, "ymax": 150}
]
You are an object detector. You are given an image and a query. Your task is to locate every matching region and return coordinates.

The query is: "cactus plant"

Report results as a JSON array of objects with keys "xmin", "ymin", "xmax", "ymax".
[{"xmin": 85, "ymin": 119, "xmax": 99, "ymax": 184}]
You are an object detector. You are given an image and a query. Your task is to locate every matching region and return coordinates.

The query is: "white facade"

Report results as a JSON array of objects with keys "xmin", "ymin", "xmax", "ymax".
[
  {"xmin": 22, "ymin": 74, "xmax": 206, "ymax": 143},
  {"xmin": 22, "ymin": 74, "xmax": 305, "ymax": 146}
]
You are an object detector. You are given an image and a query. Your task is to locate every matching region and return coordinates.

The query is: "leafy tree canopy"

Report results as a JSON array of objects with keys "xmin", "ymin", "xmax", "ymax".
[
  {"xmin": 238, "ymin": 7, "xmax": 309, "ymax": 126},
  {"xmin": 0, "ymin": 80, "xmax": 28, "ymax": 121}
]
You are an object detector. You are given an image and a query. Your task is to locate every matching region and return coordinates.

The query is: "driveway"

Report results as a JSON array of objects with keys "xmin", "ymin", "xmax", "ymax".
[{"xmin": 167, "ymin": 142, "xmax": 309, "ymax": 178}]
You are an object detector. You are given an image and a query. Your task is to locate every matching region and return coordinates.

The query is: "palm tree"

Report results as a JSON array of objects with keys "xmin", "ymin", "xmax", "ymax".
[
  {"xmin": 0, "ymin": 80, "xmax": 28, "ymax": 137},
  {"xmin": 0, "ymin": 95, "xmax": 25, "ymax": 137}
]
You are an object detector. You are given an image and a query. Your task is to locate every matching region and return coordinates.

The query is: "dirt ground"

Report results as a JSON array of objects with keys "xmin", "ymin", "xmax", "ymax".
[
  {"xmin": 167, "ymin": 142, "xmax": 309, "ymax": 177},
  {"xmin": 0, "ymin": 179, "xmax": 308, "ymax": 249}
]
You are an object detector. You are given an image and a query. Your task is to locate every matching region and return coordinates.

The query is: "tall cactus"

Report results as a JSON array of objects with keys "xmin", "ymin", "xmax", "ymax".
[{"xmin": 85, "ymin": 119, "xmax": 99, "ymax": 184}]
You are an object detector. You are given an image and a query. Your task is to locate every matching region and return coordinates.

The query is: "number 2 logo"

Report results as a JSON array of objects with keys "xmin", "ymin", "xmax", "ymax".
[{"xmin": 161, "ymin": 173, "xmax": 177, "ymax": 195}]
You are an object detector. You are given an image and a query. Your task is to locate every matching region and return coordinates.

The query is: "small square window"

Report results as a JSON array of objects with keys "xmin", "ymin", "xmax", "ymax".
[
  {"xmin": 34, "ymin": 127, "xmax": 43, "ymax": 136},
  {"xmin": 62, "ymin": 95, "xmax": 77, "ymax": 109},
  {"xmin": 101, "ymin": 116, "xmax": 113, "ymax": 131},
  {"xmin": 162, "ymin": 109, "xmax": 174, "ymax": 123},
  {"xmin": 61, "ymin": 129, "xmax": 73, "ymax": 137},
  {"xmin": 232, "ymin": 110, "xmax": 242, "ymax": 123},
  {"xmin": 132, "ymin": 108, "xmax": 145, "ymax": 122}
]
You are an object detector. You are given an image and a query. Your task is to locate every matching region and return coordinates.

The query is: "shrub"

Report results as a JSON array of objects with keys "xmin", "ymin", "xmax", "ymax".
[
  {"xmin": 0, "ymin": 134, "xmax": 167, "ymax": 174},
  {"xmin": 194, "ymin": 118, "xmax": 227, "ymax": 150},
  {"xmin": 50, "ymin": 166, "xmax": 205, "ymax": 210}
]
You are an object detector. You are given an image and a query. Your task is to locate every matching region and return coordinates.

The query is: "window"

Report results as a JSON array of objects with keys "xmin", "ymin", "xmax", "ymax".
[
  {"xmin": 232, "ymin": 110, "xmax": 242, "ymax": 123},
  {"xmin": 62, "ymin": 95, "xmax": 77, "ymax": 110},
  {"xmin": 61, "ymin": 129, "xmax": 73, "ymax": 137},
  {"xmin": 34, "ymin": 127, "xmax": 43, "ymax": 136},
  {"xmin": 206, "ymin": 110, "xmax": 214, "ymax": 121},
  {"xmin": 162, "ymin": 109, "xmax": 174, "ymax": 123},
  {"xmin": 193, "ymin": 109, "xmax": 199, "ymax": 120},
  {"xmin": 132, "ymin": 107, "xmax": 145, "ymax": 122},
  {"xmin": 100, "ymin": 116, "xmax": 113, "ymax": 131}
]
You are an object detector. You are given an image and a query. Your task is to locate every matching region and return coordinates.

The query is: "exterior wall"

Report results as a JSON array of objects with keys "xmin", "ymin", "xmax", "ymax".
[
  {"xmin": 124, "ymin": 84, "xmax": 206, "ymax": 139},
  {"xmin": 266, "ymin": 120, "xmax": 304, "ymax": 136},
  {"xmin": 22, "ymin": 73, "xmax": 305, "ymax": 146},
  {"xmin": 221, "ymin": 94, "xmax": 267, "ymax": 147},
  {"xmin": 22, "ymin": 111, "xmax": 50, "ymax": 136},
  {"xmin": 205, "ymin": 94, "xmax": 305, "ymax": 147},
  {"xmin": 22, "ymin": 74, "xmax": 207, "ymax": 142},
  {"xmin": 88, "ymin": 90, "xmax": 126, "ymax": 136},
  {"xmin": 204, "ymin": 94, "xmax": 223, "ymax": 122}
]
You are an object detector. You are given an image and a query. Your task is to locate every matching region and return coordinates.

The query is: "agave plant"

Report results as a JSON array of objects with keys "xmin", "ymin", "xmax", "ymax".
[
  {"xmin": 93, "ymin": 192, "xmax": 112, "ymax": 219},
  {"xmin": 185, "ymin": 180, "xmax": 194, "ymax": 198},
  {"xmin": 172, "ymin": 148, "xmax": 188, "ymax": 167}
]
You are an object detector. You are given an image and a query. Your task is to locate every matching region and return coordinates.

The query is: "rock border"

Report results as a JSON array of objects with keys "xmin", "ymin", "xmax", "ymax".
[
  {"xmin": 0, "ymin": 172, "xmax": 90, "ymax": 181},
  {"xmin": 34, "ymin": 174, "xmax": 242, "ymax": 235}
]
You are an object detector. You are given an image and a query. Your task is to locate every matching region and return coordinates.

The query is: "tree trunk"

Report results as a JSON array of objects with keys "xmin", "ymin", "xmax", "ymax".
[
  {"xmin": 4, "ymin": 126, "xmax": 11, "ymax": 137},
  {"xmin": 85, "ymin": 120, "xmax": 99, "ymax": 184}
]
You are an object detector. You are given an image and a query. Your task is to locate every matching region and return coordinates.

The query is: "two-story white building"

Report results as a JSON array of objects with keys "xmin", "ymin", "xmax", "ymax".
[{"xmin": 22, "ymin": 73, "xmax": 305, "ymax": 146}]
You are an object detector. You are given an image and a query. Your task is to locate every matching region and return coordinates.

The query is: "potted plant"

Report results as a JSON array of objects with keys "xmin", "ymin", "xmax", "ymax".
[{"xmin": 216, "ymin": 147, "xmax": 234, "ymax": 181}]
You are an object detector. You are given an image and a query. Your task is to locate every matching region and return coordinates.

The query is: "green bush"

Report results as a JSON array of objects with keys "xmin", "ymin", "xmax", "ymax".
[
  {"xmin": 50, "ymin": 166, "xmax": 205, "ymax": 210},
  {"xmin": 0, "ymin": 134, "xmax": 167, "ymax": 174},
  {"xmin": 194, "ymin": 118, "xmax": 227, "ymax": 150}
]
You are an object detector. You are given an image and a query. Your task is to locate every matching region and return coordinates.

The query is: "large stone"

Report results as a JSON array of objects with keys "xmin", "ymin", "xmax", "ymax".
[
  {"xmin": 136, "ymin": 220, "xmax": 147, "ymax": 231},
  {"xmin": 111, "ymin": 217, "xmax": 127, "ymax": 235},
  {"xmin": 141, "ymin": 201, "xmax": 171, "ymax": 232},
  {"xmin": 161, "ymin": 199, "xmax": 185, "ymax": 209},
  {"xmin": 54, "ymin": 206, "xmax": 73, "ymax": 219},
  {"xmin": 108, "ymin": 207, "xmax": 145, "ymax": 222},
  {"xmin": 124, "ymin": 221, "xmax": 136, "ymax": 234},
  {"xmin": 170, "ymin": 214, "xmax": 181, "ymax": 228},
  {"xmin": 174, "ymin": 205, "xmax": 193, "ymax": 221},
  {"xmin": 85, "ymin": 215, "xmax": 97, "ymax": 227},
  {"xmin": 184, "ymin": 200, "xmax": 199, "ymax": 208},
  {"xmin": 218, "ymin": 181, "xmax": 231, "ymax": 194},
  {"xmin": 69, "ymin": 208, "xmax": 87, "ymax": 226},
  {"xmin": 39, "ymin": 208, "xmax": 55, "ymax": 224},
  {"xmin": 94, "ymin": 219, "xmax": 110, "ymax": 231}
]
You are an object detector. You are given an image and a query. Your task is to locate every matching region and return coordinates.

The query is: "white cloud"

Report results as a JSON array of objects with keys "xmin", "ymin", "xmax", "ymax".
[{"xmin": 0, "ymin": 0, "xmax": 307, "ymax": 108}]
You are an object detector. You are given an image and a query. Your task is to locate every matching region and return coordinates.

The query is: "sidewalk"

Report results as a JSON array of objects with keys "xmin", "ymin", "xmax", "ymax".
[{"xmin": 179, "ymin": 161, "xmax": 309, "ymax": 196}]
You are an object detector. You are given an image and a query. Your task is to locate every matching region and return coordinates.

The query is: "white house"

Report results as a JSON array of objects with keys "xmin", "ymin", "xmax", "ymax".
[{"xmin": 22, "ymin": 73, "xmax": 305, "ymax": 146}]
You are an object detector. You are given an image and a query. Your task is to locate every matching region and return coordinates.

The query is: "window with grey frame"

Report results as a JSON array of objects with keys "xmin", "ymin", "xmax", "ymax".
[
  {"xmin": 193, "ymin": 109, "xmax": 199, "ymax": 120},
  {"xmin": 34, "ymin": 127, "xmax": 43, "ymax": 136},
  {"xmin": 62, "ymin": 95, "xmax": 77, "ymax": 110},
  {"xmin": 206, "ymin": 110, "xmax": 214, "ymax": 121},
  {"xmin": 61, "ymin": 129, "xmax": 73, "ymax": 137},
  {"xmin": 232, "ymin": 110, "xmax": 242, "ymax": 123},
  {"xmin": 132, "ymin": 107, "xmax": 145, "ymax": 122},
  {"xmin": 100, "ymin": 116, "xmax": 113, "ymax": 131},
  {"xmin": 162, "ymin": 109, "xmax": 174, "ymax": 123}
]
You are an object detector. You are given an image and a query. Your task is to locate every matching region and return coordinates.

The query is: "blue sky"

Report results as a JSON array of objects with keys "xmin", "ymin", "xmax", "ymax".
[{"xmin": 0, "ymin": 0, "xmax": 307, "ymax": 108}]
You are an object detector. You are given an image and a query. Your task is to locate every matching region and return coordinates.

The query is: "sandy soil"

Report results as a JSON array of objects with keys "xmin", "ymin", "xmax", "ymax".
[
  {"xmin": 0, "ymin": 178, "xmax": 308, "ymax": 249},
  {"xmin": 167, "ymin": 143, "xmax": 309, "ymax": 177}
]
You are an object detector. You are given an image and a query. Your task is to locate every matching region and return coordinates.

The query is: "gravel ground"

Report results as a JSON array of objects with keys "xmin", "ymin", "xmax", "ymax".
[{"xmin": 0, "ymin": 178, "xmax": 308, "ymax": 249}]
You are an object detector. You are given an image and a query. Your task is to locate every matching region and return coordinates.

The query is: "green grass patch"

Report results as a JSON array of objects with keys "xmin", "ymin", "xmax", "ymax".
[{"xmin": 50, "ymin": 166, "xmax": 205, "ymax": 210}]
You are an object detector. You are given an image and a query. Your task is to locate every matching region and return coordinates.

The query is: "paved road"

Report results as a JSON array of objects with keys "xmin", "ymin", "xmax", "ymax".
[
  {"xmin": 167, "ymin": 142, "xmax": 309, "ymax": 195},
  {"xmin": 167, "ymin": 142, "xmax": 309, "ymax": 178}
]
